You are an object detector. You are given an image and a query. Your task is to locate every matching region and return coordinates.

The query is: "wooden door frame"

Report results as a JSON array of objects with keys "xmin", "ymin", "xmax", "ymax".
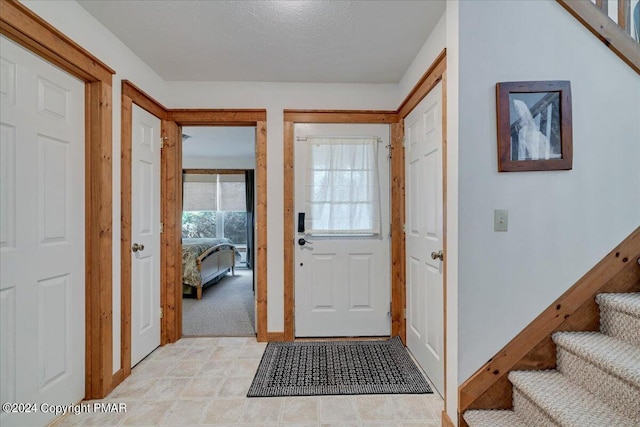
[
  {"xmin": 120, "ymin": 82, "xmax": 167, "ymax": 382},
  {"xmin": 167, "ymin": 110, "xmax": 268, "ymax": 345},
  {"xmin": 121, "ymin": 81, "xmax": 269, "ymax": 384},
  {"xmin": 397, "ymin": 50, "xmax": 449, "ymax": 424},
  {"xmin": 0, "ymin": 0, "xmax": 116, "ymax": 399},
  {"xmin": 282, "ymin": 50, "xmax": 448, "ymax": 421},
  {"xmin": 282, "ymin": 111, "xmax": 401, "ymax": 341}
]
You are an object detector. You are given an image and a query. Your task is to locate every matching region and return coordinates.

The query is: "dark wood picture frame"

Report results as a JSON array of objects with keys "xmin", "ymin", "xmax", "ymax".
[{"xmin": 496, "ymin": 80, "xmax": 572, "ymax": 172}]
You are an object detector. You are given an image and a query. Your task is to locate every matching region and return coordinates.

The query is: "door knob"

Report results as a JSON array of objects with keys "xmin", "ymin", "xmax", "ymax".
[
  {"xmin": 132, "ymin": 243, "xmax": 144, "ymax": 252},
  {"xmin": 298, "ymin": 238, "xmax": 312, "ymax": 246},
  {"xmin": 431, "ymin": 250, "xmax": 444, "ymax": 261}
]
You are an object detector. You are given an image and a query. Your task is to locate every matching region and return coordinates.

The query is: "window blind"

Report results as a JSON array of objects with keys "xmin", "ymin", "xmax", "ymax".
[{"xmin": 182, "ymin": 174, "xmax": 217, "ymax": 211}]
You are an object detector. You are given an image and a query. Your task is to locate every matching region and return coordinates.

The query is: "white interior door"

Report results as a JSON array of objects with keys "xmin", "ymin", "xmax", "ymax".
[
  {"xmin": 294, "ymin": 123, "xmax": 390, "ymax": 337},
  {"xmin": 405, "ymin": 82, "xmax": 444, "ymax": 395},
  {"xmin": 131, "ymin": 105, "xmax": 161, "ymax": 366},
  {"xmin": 0, "ymin": 35, "xmax": 85, "ymax": 426}
]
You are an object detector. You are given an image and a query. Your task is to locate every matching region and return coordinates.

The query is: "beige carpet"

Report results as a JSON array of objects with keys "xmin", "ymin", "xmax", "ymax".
[
  {"xmin": 464, "ymin": 292, "xmax": 640, "ymax": 426},
  {"xmin": 182, "ymin": 268, "xmax": 256, "ymax": 337}
]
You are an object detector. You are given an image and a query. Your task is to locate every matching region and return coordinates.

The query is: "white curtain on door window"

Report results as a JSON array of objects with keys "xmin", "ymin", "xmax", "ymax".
[{"xmin": 305, "ymin": 137, "xmax": 381, "ymax": 235}]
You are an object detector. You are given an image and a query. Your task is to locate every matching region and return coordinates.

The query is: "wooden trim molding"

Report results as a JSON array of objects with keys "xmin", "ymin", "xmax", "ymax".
[
  {"xmin": 255, "ymin": 120, "xmax": 268, "ymax": 342},
  {"xmin": 161, "ymin": 119, "xmax": 183, "ymax": 345},
  {"xmin": 122, "ymin": 80, "xmax": 167, "ymax": 120},
  {"xmin": 458, "ymin": 227, "xmax": 640, "ymax": 426},
  {"xmin": 442, "ymin": 410, "xmax": 455, "ymax": 427},
  {"xmin": 120, "ymin": 92, "xmax": 133, "ymax": 378},
  {"xmin": 1, "ymin": 0, "xmax": 116, "ymax": 399},
  {"xmin": 0, "ymin": 0, "xmax": 114, "ymax": 83},
  {"xmin": 267, "ymin": 332, "xmax": 286, "ymax": 342},
  {"xmin": 282, "ymin": 110, "xmax": 400, "ymax": 342},
  {"xmin": 111, "ymin": 369, "xmax": 125, "ymax": 391},
  {"xmin": 390, "ymin": 121, "xmax": 406, "ymax": 342},
  {"xmin": 283, "ymin": 121, "xmax": 295, "ymax": 341},
  {"xmin": 556, "ymin": 0, "xmax": 640, "ymax": 75},
  {"xmin": 397, "ymin": 49, "xmax": 446, "ymax": 118},
  {"xmin": 183, "ymin": 169, "xmax": 248, "ymax": 175},
  {"xmin": 168, "ymin": 109, "xmax": 266, "ymax": 125},
  {"xmin": 85, "ymin": 81, "xmax": 114, "ymax": 399},
  {"xmin": 283, "ymin": 110, "xmax": 398, "ymax": 124}
]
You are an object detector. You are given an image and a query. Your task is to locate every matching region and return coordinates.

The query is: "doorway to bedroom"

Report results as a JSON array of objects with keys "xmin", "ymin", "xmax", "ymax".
[{"xmin": 181, "ymin": 126, "xmax": 256, "ymax": 337}]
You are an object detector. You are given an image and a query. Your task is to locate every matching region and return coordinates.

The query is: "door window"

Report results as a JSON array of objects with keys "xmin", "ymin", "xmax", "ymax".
[{"xmin": 304, "ymin": 137, "xmax": 381, "ymax": 236}]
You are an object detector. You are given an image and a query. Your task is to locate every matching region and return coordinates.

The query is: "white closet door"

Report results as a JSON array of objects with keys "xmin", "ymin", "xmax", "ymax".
[
  {"xmin": 130, "ymin": 104, "xmax": 161, "ymax": 367},
  {"xmin": 0, "ymin": 35, "xmax": 85, "ymax": 427},
  {"xmin": 405, "ymin": 82, "xmax": 445, "ymax": 396}
]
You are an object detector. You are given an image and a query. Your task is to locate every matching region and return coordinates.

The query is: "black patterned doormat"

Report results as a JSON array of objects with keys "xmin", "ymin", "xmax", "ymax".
[{"xmin": 247, "ymin": 337, "xmax": 432, "ymax": 397}]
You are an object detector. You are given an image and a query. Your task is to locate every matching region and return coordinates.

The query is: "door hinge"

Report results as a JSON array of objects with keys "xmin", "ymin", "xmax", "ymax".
[
  {"xmin": 160, "ymin": 307, "xmax": 163, "ymax": 319},
  {"xmin": 402, "ymin": 136, "xmax": 407, "ymax": 147},
  {"xmin": 160, "ymin": 137, "xmax": 164, "ymax": 149},
  {"xmin": 403, "ymin": 308, "xmax": 406, "ymax": 319},
  {"xmin": 160, "ymin": 222, "xmax": 164, "ymax": 233},
  {"xmin": 402, "ymin": 223, "xmax": 407, "ymax": 233}
]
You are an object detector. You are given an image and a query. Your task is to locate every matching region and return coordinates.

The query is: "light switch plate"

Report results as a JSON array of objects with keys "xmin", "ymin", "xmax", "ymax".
[{"xmin": 494, "ymin": 209, "xmax": 508, "ymax": 232}]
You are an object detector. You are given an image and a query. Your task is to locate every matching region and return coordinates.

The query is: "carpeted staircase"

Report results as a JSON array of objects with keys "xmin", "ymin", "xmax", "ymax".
[{"xmin": 464, "ymin": 292, "xmax": 640, "ymax": 427}]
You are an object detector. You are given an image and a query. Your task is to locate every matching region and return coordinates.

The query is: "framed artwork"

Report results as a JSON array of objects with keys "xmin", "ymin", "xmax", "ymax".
[{"xmin": 496, "ymin": 80, "xmax": 572, "ymax": 172}]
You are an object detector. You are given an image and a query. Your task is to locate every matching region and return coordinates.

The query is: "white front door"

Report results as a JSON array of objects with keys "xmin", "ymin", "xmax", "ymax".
[
  {"xmin": 294, "ymin": 124, "xmax": 390, "ymax": 337},
  {"xmin": 0, "ymin": 36, "xmax": 85, "ymax": 426},
  {"xmin": 405, "ymin": 82, "xmax": 444, "ymax": 395},
  {"xmin": 131, "ymin": 105, "xmax": 161, "ymax": 366}
]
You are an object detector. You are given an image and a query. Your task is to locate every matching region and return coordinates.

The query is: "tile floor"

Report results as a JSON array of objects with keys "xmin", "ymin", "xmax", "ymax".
[{"xmin": 53, "ymin": 337, "xmax": 443, "ymax": 426}]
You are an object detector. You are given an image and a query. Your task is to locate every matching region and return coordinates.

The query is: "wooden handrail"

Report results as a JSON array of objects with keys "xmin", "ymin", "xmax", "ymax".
[{"xmin": 557, "ymin": 0, "xmax": 640, "ymax": 75}]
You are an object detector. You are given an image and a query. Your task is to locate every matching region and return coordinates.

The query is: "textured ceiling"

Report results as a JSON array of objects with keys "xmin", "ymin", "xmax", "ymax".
[
  {"xmin": 182, "ymin": 127, "xmax": 255, "ymax": 159},
  {"xmin": 77, "ymin": 0, "xmax": 445, "ymax": 83}
]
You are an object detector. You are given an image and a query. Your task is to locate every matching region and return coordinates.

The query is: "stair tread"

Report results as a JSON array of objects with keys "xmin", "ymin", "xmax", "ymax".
[
  {"xmin": 553, "ymin": 331, "xmax": 640, "ymax": 387},
  {"xmin": 596, "ymin": 292, "xmax": 640, "ymax": 317},
  {"xmin": 508, "ymin": 370, "xmax": 636, "ymax": 427},
  {"xmin": 464, "ymin": 409, "xmax": 528, "ymax": 427}
]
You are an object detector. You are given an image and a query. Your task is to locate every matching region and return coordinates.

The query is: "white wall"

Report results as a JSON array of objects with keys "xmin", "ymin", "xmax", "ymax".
[
  {"xmin": 397, "ymin": 11, "xmax": 447, "ymax": 105},
  {"xmin": 456, "ymin": 0, "xmax": 640, "ymax": 384},
  {"xmin": 182, "ymin": 156, "xmax": 256, "ymax": 170},
  {"xmin": 22, "ymin": 1, "xmax": 169, "ymax": 374}
]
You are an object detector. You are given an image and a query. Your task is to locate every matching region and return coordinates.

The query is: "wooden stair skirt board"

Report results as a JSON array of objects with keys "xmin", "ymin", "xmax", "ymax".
[
  {"xmin": 464, "ymin": 294, "xmax": 640, "ymax": 426},
  {"xmin": 457, "ymin": 226, "xmax": 640, "ymax": 427}
]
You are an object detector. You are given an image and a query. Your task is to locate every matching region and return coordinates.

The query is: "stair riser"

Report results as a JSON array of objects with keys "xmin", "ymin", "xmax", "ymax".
[
  {"xmin": 556, "ymin": 348, "xmax": 640, "ymax": 423},
  {"xmin": 600, "ymin": 309, "xmax": 640, "ymax": 346},
  {"xmin": 463, "ymin": 410, "xmax": 527, "ymax": 427},
  {"xmin": 512, "ymin": 388, "xmax": 558, "ymax": 427}
]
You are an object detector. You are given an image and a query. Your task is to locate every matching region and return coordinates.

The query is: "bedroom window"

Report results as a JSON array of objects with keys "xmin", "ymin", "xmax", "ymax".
[
  {"xmin": 304, "ymin": 137, "xmax": 381, "ymax": 236},
  {"xmin": 182, "ymin": 173, "xmax": 247, "ymax": 244}
]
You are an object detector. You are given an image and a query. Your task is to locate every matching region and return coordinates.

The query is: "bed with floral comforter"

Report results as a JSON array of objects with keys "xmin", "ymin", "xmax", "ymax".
[{"xmin": 182, "ymin": 238, "xmax": 241, "ymax": 299}]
